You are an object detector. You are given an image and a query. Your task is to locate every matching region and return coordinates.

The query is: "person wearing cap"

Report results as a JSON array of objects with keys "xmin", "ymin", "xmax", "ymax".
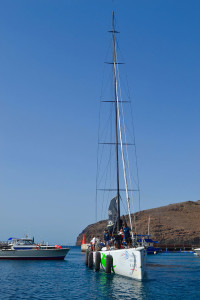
[{"xmin": 104, "ymin": 229, "xmax": 110, "ymax": 250}]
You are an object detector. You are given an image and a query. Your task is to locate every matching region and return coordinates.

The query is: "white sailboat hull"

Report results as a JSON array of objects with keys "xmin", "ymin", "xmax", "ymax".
[
  {"xmin": 94, "ymin": 247, "xmax": 146, "ymax": 280},
  {"xmin": 0, "ymin": 248, "xmax": 70, "ymax": 260}
]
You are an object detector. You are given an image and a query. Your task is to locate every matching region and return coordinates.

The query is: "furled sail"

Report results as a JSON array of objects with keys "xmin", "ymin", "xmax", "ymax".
[{"xmin": 107, "ymin": 196, "xmax": 118, "ymax": 233}]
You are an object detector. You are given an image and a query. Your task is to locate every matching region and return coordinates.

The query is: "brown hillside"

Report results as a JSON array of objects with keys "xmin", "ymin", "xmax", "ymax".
[{"xmin": 76, "ymin": 200, "xmax": 200, "ymax": 246}]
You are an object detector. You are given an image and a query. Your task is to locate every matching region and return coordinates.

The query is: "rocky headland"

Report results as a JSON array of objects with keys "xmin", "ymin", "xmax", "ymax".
[{"xmin": 76, "ymin": 200, "xmax": 200, "ymax": 246}]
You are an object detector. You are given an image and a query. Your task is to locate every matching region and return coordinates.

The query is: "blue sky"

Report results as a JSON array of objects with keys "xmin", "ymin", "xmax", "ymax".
[{"xmin": 0, "ymin": 0, "xmax": 199, "ymax": 244}]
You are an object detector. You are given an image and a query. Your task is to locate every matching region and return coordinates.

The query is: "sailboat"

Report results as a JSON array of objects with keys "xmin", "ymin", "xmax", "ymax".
[{"xmin": 90, "ymin": 11, "xmax": 146, "ymax": 281}]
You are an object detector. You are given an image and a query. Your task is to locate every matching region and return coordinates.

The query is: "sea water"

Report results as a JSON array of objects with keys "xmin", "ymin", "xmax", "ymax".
[{"xmin": 0, "ymin": 247, "xmax": 200, "ymax": 299}]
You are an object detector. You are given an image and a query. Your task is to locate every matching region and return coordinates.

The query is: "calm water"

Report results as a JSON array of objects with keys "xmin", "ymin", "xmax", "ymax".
[{"xmin": 0, "ymin": 247, "xmax": 200, "ymax": 299}]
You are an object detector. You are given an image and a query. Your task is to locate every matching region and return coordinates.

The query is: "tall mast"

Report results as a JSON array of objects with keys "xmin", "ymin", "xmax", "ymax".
[{"xmin": 112, "ymin": 11, "xmax": 120, "ymax": 231}]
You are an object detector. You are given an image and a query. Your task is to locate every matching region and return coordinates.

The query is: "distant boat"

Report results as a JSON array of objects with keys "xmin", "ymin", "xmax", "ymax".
[
  {"xmin": 90, "ymin": 11, "xmax": 146, "ymax": 281},
  {"xmin": 0, "ymin": 237, "xmax": 69, "ymax": 260},
  {"xmin": 135, "ymin": 235, "xmax": 160, "ymax": 254},
  {"xmin": 194, "ymin": 248, "xmax": 200, "ymax": 256},
  {"xmin": 139, "ymin": 216, "xmax": 160, "ymax": 254}
]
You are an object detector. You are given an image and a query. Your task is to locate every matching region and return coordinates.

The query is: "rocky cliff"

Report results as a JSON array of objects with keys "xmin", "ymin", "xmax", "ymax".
[{"xmin": 76, "ymin": 200, "xmax": 200, "ymax": 246}]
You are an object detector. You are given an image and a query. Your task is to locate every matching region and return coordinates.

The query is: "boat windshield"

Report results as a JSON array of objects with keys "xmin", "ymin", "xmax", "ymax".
[{"xmin": 9, "ymin": 239, "xmax": 34, "ymax": 245}]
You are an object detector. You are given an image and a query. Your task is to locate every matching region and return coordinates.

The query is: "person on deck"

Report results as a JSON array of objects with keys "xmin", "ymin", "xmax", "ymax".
[
  {"xmin": 123, "ymin": 223, "xmax": 132, "ymax": 248},
  {"xmin": 95, "ymin": 236, "xmax": 101, "ymax": 251},
  {"xmin": 119, "ymin": 228, "xmax": 124, "ymax": 238},
  {"xmin": 90, "ymin": 236, "xmax": 96, "ymax": 251},
  {"xmin": 114, "ymin": 228, "xmax": 123, "ymax": 249},
  {"xmin": 110, "ymin": 234, "xmax": 115, "ymax": 247},
  {"xmin": 104, "ymin": 229, "xmax": 110, "ymax": 250}
]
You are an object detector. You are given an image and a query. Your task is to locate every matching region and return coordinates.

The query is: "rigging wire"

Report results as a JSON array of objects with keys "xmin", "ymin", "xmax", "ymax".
[
  {"xmin": 95, "ymin": 38, "xmax": 114, "ymax": 222},
  {"xmin": 116, "ymin": 32, "xmax": 141, "ymax": 214},
  {"xmin": 96, "ymin": 12, "xmax": 141, "ymax": 232},
  {"xmin": 125, "ymin": 72, "xmax": 141, "ymax": 212},
  {"xmin": 114, "ymin": 50, "xmax": 133, "ymax": 232},
  {"xmin": 115, "ymin": 40, "xmax": 139, "ymax": 233}
]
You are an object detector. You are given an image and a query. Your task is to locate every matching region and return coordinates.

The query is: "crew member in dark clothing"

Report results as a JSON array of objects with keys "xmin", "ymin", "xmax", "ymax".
[
  {"xmin": 115, "ymin": 228, "xmax": 123, "ymax": 249},
  {"xmin": 123, "ymin": 223, "xmax": 132, "ymax": 248},
  {"xmin": 104, "ymin": 229, "xmax": 110, "ymax": 250}
]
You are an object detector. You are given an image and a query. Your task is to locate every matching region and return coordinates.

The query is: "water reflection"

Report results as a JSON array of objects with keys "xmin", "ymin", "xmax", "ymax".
[{"xmin": 94, "ymin": 271, "xmax": 146, "ymax": 300}]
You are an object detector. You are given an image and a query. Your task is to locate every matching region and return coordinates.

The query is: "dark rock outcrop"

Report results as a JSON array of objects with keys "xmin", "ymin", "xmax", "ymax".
[{"xmin": 76, "ymin": 200, "xmax": 200, "ymax": 246}]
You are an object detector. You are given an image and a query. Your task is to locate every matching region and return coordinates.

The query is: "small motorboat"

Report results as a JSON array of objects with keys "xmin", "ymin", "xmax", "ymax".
[
  {"xmin": 0, "ymin": 237, "xmax": 69, "ymax": 260},
  {"xmin": 194, "ymin": 248, "xmax": 200, "ymax": 256}
]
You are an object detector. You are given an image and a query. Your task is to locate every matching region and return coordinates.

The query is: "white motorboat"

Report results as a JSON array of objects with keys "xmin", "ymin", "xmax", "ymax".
[
  {"xmin": 0, "ymin": 237, "xmax": 69, "ymax": 260},
  {"xmin": 194, "ymin": 248, "xmax": 200, "ymax": 256}
]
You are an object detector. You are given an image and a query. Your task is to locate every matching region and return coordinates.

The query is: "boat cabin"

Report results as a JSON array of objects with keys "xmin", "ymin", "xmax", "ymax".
[{"xmin": 8, "ymin": 237, "xmax": 35, "ymax": 250}]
